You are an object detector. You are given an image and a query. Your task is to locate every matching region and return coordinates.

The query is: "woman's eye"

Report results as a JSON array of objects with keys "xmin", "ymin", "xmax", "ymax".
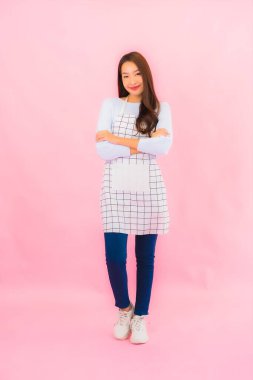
[{"xmin": 123, "ymin": 73, "xmax": 141, "ymax": 79}]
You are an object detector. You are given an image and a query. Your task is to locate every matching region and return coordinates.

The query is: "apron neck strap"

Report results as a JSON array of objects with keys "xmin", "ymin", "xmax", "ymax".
[{"xmin": 119, "ymin": 96, "xmax": 128, "ymax": 115}]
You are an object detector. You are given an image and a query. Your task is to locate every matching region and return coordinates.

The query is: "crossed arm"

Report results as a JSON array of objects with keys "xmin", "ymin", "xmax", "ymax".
[
  {"xmin": 95, "ymin": 98, "xmax": 173, "ymax": 160},
  {"xmin": 96, "ymin": 129, "xmax": 169, "ymax": 155}
]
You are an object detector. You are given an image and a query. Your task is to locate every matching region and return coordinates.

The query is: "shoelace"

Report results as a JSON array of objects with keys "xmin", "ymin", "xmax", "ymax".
[
  {"xmin": 117, "ymin": 309, "xmax": 132, "ymax": 326},
  {"xmin": 131, "ymin": 316, "xmax": 145, "ymax": 331}
]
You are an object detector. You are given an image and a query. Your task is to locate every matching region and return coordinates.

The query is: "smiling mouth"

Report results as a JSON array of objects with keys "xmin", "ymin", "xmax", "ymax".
[{"xmin": 129, "ymin": 85, "xmax": 140, "ymax": 90}]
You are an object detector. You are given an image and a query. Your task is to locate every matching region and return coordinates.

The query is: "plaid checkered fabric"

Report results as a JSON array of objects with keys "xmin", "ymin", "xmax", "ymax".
[{"xmin": 99, "ymin": 97, "xmax": 170, "ymax": 235}]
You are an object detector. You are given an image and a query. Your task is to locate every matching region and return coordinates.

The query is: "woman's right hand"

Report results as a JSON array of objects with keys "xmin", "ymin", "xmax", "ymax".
[{"xmin": 151, "ymin": 128, "xmax": 170, "ymax": 138}]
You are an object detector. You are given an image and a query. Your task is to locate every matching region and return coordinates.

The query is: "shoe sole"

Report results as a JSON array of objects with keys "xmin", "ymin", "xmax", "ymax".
[
  {"xmin": 114, "ymin": 329, "xmax": 131, "ymax": 340},
  {"xmin": 129, "ymin": 332, "xmax": 149, "ymax": 344},
  {"xmin": 130, "ymin": 337, "xmax": 149, "ymax": 344}
]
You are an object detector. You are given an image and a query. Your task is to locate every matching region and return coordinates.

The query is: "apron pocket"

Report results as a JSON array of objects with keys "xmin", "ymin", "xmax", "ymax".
[{"xmin": 110, "ymin": 161, "xmax": 150, "ymax": 193}]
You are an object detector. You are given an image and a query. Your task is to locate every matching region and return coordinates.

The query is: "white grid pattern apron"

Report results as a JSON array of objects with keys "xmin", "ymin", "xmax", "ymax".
[{"xmin": 100, "ymin": 97, "xmax": 170, "ymax": 235}]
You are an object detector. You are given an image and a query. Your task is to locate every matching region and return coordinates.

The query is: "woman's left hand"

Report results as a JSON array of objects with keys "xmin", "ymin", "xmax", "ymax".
[
  {"xmin": 96, "ymin": 130, "xmax": 119, "ymax": 144},
  {"xmin": 151, "ymin": 128, "xmax": 170, "ymax": 138}
]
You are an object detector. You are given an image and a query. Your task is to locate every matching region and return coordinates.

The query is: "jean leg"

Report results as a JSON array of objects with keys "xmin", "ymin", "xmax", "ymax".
[
  {"xmin": 104, "ymin": 232, "xmax": 131, "ymax": 309},
  {"xmin": 134, "ymin": 234, "xmax": 158, "ymax": 316}
]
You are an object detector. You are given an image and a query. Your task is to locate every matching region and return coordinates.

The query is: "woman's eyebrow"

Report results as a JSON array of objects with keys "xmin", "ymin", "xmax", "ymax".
[{"xmin": 122, "ymin": 69, "xmax": 139, "ymax": 74}]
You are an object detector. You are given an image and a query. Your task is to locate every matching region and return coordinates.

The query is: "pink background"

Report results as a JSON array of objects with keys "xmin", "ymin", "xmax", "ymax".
[{"xmin": 0, "ymin": 1, "xmax": 252, "ymax": 379}]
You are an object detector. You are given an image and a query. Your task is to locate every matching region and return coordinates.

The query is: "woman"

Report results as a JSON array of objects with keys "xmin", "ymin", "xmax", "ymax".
[{"xmin": 95, "ymin": 51, "xmax": 173, "ymax": 344}]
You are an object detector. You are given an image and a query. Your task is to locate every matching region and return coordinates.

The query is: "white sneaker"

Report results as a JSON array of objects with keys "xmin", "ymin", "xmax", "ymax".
[
  {"xmin": 113, "ymin": 302, "xmax": 134, "ymax": 340},
  {"xmin": 130, "ymin": 314, "xmax": 149, "ymax": 344}
]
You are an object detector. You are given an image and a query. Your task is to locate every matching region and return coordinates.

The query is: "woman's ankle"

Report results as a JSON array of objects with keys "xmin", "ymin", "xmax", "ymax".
[{"xmin": 120, "ymin": 303, "xmax": 132, "ymax": 312}]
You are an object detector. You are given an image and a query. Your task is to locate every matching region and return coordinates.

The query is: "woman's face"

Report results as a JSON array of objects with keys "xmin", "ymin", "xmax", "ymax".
[{"xmin": 121, "ymin": 61, "xmax": 144, "ymax": 99}]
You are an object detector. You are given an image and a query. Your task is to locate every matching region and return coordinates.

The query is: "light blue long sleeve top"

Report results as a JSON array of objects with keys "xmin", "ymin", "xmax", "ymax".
[{"xmin": 96, "ymin": 97, "xmax": 173, "ymax": 160}]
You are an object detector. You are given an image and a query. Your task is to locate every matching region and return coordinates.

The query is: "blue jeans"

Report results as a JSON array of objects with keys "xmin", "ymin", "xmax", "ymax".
[{"xmin": 104, "ymin": 232, "xmax": 158, "ymax": 316}]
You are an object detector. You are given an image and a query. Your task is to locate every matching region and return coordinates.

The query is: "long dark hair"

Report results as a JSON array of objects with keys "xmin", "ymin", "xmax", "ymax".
[{"xmin": 117, "ymin": 51, "xmax": 161, "ymax": 137}]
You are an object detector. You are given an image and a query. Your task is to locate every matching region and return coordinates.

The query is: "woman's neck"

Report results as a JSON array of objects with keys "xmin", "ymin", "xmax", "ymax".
[{"xmin": 127, "ymin": 95, "xmax": 142, "ymax": 103}]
